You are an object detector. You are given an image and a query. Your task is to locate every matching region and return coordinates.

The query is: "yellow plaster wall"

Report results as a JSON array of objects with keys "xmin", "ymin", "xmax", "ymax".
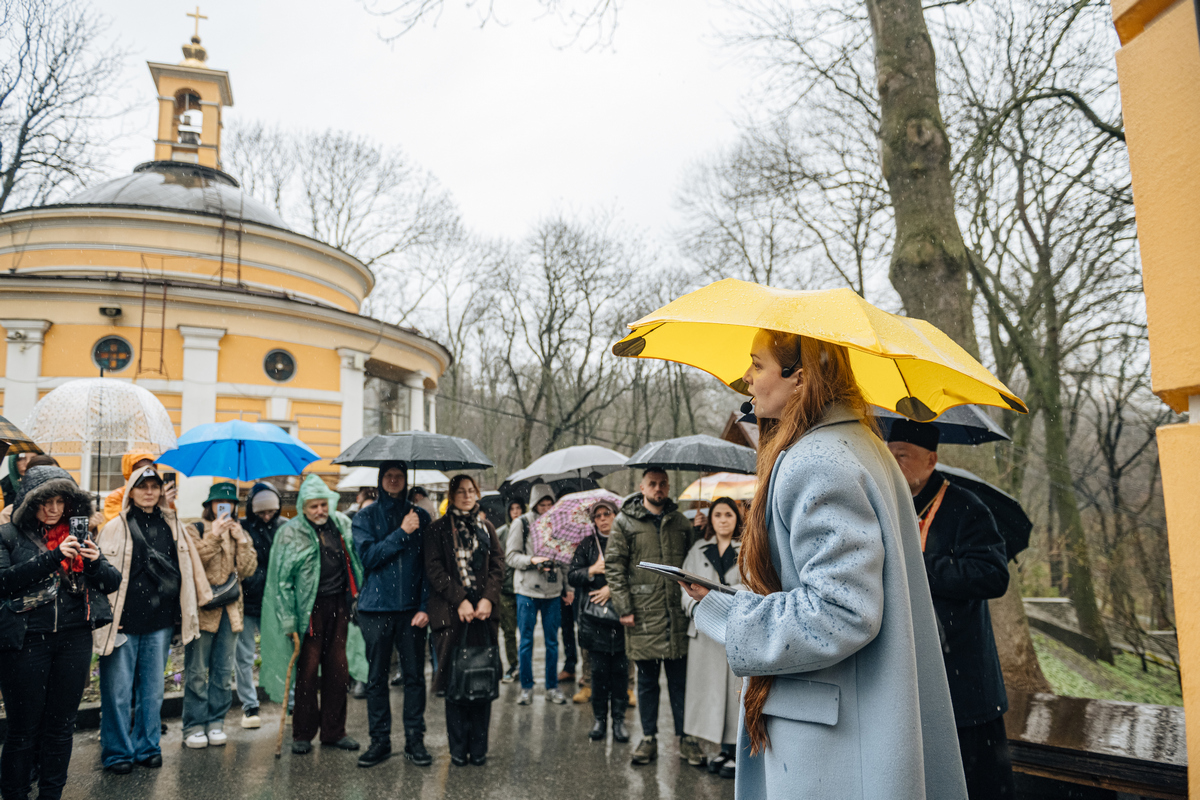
[
  {"xmin": 216, "ymin": 336, "xmax": 340, "ymax": 391},
  {"xmin": 215, "ymin": 395, "xmax": 266, "ymax": 423},
  {"xmin": 293, "ymin": 400, "xmax": 342, "ymax": 476},
  {"xmin": 41, "ymin": 324, "xmax": 185, "ymax": 380},
  {"xmin": 1114, "ymin": 0, "xmax": 1200, "ymax": 411},
  {"xmin": 153, "ymin": 392, "xmax": 182, "ymax": 436}
]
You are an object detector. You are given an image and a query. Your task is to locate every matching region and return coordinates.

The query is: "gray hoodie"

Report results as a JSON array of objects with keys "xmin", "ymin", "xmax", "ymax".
[{"xmin": 504, "ymin": 483, "xmax": 567, "ymax": 599}]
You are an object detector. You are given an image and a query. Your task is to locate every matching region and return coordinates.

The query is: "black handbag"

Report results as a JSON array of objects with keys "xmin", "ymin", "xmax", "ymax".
[
  {"xmin": 193, "ymin": 523, "xmax": 241, "ymax": 609},
  {"xmin": 446, "ymin": 620, "xmax": 501, "ymax": 704},
  {"xmin": 127, "ymin": 515, "xmax": 181, "ymax": 598},
  {"xmin": 579, "ymin": 533, "xmax": 621, "ymax": 627}
]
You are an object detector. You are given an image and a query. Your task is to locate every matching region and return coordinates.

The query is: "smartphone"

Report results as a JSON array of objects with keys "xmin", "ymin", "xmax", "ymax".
[
  {"xmin": 215, "ymin": 501, "xmax": 233, "ymax": 519},
  {"xmin": 69, "ymin": 515, "xmax": 90, "ymax": 542},
  {"xmin": 162, "ymin": 471, "xmax": 176, "ymax": 487}
]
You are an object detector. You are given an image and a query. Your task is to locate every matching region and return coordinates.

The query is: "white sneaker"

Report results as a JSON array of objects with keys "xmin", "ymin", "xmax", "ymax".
[
  {"xmin": 241, "ymin": 713, "xmax": 261, "ymax": 729},
  {"xmin": 207, "ymin": 729, "xmax": 228, "ymax": 746},
  {"xmin": 184, "ymin": 732, "xmax": 209, "ymax": 749}
]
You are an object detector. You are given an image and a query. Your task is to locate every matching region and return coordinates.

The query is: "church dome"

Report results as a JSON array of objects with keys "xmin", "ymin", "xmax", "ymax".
[{"xmin": 66, "ymin": 161, "xmax": 289, "ymax": 230}]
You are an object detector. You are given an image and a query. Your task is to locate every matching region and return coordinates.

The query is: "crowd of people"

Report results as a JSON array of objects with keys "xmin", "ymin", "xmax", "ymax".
[{"xmin": 0, "ymin": 327, "xmax": 1017, "ymax": 799}]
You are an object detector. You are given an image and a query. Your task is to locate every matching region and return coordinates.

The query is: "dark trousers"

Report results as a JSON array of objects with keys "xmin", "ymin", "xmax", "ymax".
[
  {"xmin": 959, "ymin": 716, "xmax": 1017, "ymax": 800},
  {"xmin": 293, "ymin": 594, "xmax": 350, "ymax": 744},
  {"xmin": 0, "ymin": 629, "xmax": 92, "ymax": 800},
  {"xmin": 359, "ymin": 610, "xmax": 427, "ymax": 744},
  {"xmin": 560, "ymin": 601, "xmax": 577, "ymax": 673},
  {"xmin": 635, "ymin": 657, "xmax": 687, "ymax": 737},
  {"xmin": 445, "ymin": 700, "xmax": 492, "ymax": 760},
  {"xmin": 499, "ymin": 592, "xmax": 518, "ymax": 672},
  {"xmin": 589, "ymin": 649, "xmax": 628, "ymax": 721}
]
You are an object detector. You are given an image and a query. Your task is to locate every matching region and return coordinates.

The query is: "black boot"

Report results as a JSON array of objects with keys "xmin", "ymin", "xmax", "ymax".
[
  {"xmin": 611, "ymin": 717, "xmax": 630, "ymax": 743},
  {"xmin": 357, "ymin": 741, "xmax": 391, "ymax": 768},
  {"xmin": 589, "ymin": 716, "xmax": 607, "ymax": 741},
  {"xmin": 405, "ymin": 738, "xmax": 433, "ymax": 767}
]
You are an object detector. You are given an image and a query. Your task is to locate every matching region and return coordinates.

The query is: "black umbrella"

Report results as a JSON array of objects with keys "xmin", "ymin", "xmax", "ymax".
[
  {"xmin": 332, "ymin": 432, "xmax": 494, "ymax": 471},
  {"xmin": 626, "ymin": 434, "xmax": 757, "ymax": 475},
  {"xmin": 498, "ymin": 476, "xmax": 602, "ymax": 509},
  {"xmin": 936, "ymin": 464, "xmax": 1032, "ymax": 560},
  {"xmin": 875, "ymin": 405, "xmax": 1011, "ymax": 445}
]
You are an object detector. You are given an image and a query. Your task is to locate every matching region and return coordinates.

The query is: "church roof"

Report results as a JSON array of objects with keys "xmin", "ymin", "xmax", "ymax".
[{"xmin": 66, "ymin": 161, "xmax": 288, "ymax": 230}]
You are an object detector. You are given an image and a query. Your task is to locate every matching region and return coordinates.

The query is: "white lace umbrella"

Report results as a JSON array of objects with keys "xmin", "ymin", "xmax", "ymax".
[{"xmin": 23, "ymin": 379, "xmax": 177, "ymax": 457}]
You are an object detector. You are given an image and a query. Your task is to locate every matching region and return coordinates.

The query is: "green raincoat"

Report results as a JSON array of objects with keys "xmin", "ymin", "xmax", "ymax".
[{"xmin": 259, "ymin": 475, "xmax": 367, "ymax": 702}]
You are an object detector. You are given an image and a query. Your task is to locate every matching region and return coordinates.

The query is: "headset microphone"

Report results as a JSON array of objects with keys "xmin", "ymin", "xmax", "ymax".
[
  {"xmin": 780, "ymin": 350, "xmax": 802, "ymax": 379},
  {"xmin": 739, "ymin": 401, "xmax": 754, "ymax": 415}
]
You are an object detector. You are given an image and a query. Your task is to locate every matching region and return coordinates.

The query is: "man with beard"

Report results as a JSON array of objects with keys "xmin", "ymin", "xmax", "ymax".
[
  {"xmin": 605, "ymin": 468, "xmax": 703, "ymax": 767},
  {"xmin": 887, "ymin": 419, "xmax": 1015, "ymax": 800}
]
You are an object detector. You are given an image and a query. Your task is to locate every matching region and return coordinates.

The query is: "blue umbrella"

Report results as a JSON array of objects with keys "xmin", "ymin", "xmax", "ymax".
[{"xmin": 158, "ymin": 420, "xmax": 320, "ymax": 481}]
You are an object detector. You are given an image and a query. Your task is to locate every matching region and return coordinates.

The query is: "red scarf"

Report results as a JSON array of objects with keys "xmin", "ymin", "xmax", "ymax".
[{"xmin": 43, "ymin": 522, "xmax": 85, "ymax": 573}]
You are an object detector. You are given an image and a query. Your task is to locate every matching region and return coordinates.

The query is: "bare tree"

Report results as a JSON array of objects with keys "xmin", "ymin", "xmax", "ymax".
[
  {"xmin": 0, "ymin": 0, "xmax": 124, "ymax": 211},
  {"xmin": 362, "ymin": 0, "xmax": 619, "ymax": 47},
  {"xmin": 221, "ymin": 122, "xmax": 293, "ymax": 215}
]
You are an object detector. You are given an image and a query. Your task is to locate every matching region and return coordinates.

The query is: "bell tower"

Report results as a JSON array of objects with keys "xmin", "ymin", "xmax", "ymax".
[{"xmin": 147, "ymin": 7, "xmax": 233, "ymax": 169}]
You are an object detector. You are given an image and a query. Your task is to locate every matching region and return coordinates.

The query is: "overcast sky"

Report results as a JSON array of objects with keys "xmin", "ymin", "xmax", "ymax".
[{"xmin": 102, "ymin": 0, "xmax": 762, "ymax": 242}]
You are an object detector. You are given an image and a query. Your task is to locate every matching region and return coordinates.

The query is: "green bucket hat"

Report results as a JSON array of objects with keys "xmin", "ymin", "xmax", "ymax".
[{"xmin": 204, "ymin": 482, "xmax": 239, "ymax": 505}]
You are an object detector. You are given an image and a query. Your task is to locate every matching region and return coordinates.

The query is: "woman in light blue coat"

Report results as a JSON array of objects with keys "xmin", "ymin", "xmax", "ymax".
[{"xmin": 684, "ymin": 330, "xmax": 967, "ymax": 800}]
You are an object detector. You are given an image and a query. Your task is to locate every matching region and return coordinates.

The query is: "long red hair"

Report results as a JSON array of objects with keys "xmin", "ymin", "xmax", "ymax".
[{"xmin": 740, "ymin": 332, "xmax": 875, "ymax": 754}]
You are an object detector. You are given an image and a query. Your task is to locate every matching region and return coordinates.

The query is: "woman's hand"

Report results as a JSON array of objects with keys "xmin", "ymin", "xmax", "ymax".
[
  {"xmin": 457, "ymin": 599, "xmax": 475, "ymax": 623},
  {"xmin": 475, "ymin": 598, "xmax": 493, "ymax": 620},
  {"xmin": 589, "ymin": 585, "xmax": 611, "ymax": 605},
  {"xmin": 530, "ymin": 556, "xmax": 549, "ymax": 565},
  {"xmin": 587, "ymin": 555, "xmax": 606, "ymax": 576},
  {"xmin": 679, "ymin": 581, "xmax": 710, "ymax": 603},
  {"xmin": 79, "ymin": 539, "xmax": 101, "ymax": 562},
  {"xmin": 57, "ymin": 535, "xmax": 81, "ymax": 560}
]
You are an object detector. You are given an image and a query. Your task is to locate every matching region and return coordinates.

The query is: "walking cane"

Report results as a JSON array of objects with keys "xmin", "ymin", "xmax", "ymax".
[{"xmin": 276, "ymin": 632, "xmax": 301, "ymax": 758}]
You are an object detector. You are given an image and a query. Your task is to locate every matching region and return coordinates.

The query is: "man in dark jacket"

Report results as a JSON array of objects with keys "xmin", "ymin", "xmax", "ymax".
[
  {"xmin": 887, "ymin": 419, "xmax": 1015, "ymax": 800},
  {"xmin": 605, "ymin": 468, "xmax": 704, "ymax": 767},
  {"xmin": 351, "ymin": 460, "xmax": 432, "ymax": 768},
  {"xmin": 235, "ymin": 482, "xmax": 284, "ymax": 729}
]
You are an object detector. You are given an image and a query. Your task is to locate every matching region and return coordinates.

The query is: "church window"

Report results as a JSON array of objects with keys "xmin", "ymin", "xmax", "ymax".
[
  {"xmin": 364, "ymin": 375, "xmax": 411, "ymax": 436},
  {"xmin": 263, "ymin": 349, "xmax": 296, "ymax": 382},
  {"xmin": 92, "ymin": 336, "xmax": 133, "ymax": 373}
]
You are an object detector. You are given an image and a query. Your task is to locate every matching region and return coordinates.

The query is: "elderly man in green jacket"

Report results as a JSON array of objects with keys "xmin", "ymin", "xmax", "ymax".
[
  {"xmin": 605, "ymin": 467, "xmax": 703, "ymax": 767},
  {"xmin": 260, "ymin": 474, "xmax": 368, "ymax": 755}
]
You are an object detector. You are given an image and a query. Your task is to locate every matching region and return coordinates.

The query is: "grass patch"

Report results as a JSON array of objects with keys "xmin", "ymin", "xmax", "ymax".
[{"xmin": 1032, "ymin": 631, "xmax": 1183, "ymax": 707}]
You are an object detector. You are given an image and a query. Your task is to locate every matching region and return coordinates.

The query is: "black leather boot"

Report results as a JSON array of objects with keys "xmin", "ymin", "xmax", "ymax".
[
  {"xmin": 611, "ymin": 717, "xmax": 630, "ymax": 743},
  {"xmin": 589, "ymin": 716, "xmax": 607, "ymax": 741}
]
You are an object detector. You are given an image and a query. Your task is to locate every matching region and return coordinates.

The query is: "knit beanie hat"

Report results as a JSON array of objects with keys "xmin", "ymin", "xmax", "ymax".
[{"xmin": 252, "ymin": 488, "xmax": 281, "ymax": 513}]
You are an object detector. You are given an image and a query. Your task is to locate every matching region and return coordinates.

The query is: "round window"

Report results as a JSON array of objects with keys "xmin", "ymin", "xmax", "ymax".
[
  {"xmin": 263, "ymin": 349, "xmax": 296, "ymax": 382},
  {"xmin": 92, "ymin": 336, "xmax": 133, "ymax": 373}
]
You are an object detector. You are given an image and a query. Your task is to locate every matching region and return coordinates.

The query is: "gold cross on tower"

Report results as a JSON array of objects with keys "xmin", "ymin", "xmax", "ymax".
[{"xmin": 187, "ymin": 6, "xmax": 207, "ymax": 39}]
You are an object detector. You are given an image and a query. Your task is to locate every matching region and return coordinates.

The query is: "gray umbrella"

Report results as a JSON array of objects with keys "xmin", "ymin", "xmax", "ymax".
[
  {"xmin": 626, "ymin": 434, "xmax": 757, "ymax": 475},
  {"xmin": 332, "ymin": 431, "xmax": 494, "ymax": 471},
  {"xmin": 874, "ymin": 405, "xmax": 1010, "ymax": 445}
]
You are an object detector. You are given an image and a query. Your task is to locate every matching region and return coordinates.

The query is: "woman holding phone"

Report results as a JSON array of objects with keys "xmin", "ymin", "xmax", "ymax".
[
  {"xmin": 0, "ymin": 465, "xmax": 120, "ymax": 800},
  {"xmin": 182, "ymin": 482, "xmax": 257, "ymax": 750}
]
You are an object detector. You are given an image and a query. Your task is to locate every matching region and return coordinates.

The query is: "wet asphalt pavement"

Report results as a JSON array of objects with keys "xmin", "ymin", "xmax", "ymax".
[{"xmin": 60, "ymin": 646, "xmax": 737, "ymax": 800}]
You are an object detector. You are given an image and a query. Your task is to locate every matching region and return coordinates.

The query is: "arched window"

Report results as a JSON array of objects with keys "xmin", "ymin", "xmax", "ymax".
[{"xmin": 175, "ymin": 91, "xmax": 203, "ymax": 147}]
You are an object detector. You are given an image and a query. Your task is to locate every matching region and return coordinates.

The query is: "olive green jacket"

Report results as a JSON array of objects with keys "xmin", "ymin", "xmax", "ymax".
[{"xmin": 604, "ymin": 494, "xmax": 698, "ymax": 661}]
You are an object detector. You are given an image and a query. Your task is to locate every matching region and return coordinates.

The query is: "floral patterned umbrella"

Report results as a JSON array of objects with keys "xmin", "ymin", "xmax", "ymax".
[{"xmin": 531, "ymin": 488, "xmax": 623, "ymax": 564}]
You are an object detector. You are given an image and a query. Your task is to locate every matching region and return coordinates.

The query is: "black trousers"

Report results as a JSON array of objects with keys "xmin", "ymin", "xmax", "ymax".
[
  {"xmin": 959, "ymin": 715, "xmax": 1016, "ymax": 800},
  {"xmin": 445, "ymin": 700, "xmax": 492, "ymax": 760},
  {"xmin": 635, "ymin": 657, "xmax": 687, "ymax": 737},
  {"xmin": 0, "ymin": 628, "xmax": 92, "ymax": 800},
  {"xmin": 589, "ymin": 649, "xmax": 628, "ymax": 720},
  {"xmin": 359, "ymin": 610, "xmax": 427, "ymax": 744},
  {"xmin": 560, "ymin": 601, "xmax": 577, "ymax": 673}
]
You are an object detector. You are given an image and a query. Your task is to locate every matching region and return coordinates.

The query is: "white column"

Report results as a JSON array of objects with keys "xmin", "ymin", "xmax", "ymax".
[
  {"xmin": 405, "ymin": 372, "xmax": 427, "ymax": 432},
  {"xmin": 338, "ymin": 348, "xmax": 368, "ymax": 454},
  {"xmin": 1, "ymin": 320, "xmax": 51, "ymax": 427},
  {"xmin": 177, "ymin": 326, "xmax": 225, "ymax": 517},
  {"xmin": 1190, "ymin": 395, "xmax": 1200, "ymax": 423},
  {"xmin": 426, "ymin": 388, "xmax": 437, "ymax": 433}
]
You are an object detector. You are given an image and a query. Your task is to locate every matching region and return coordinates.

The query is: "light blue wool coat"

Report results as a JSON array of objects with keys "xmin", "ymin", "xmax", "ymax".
[{"xmin": 695, "ymin": 404, "xmax": 967, "ymax": 800}]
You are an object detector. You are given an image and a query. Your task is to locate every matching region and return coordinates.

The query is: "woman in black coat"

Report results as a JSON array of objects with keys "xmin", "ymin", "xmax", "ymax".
[
  {"xmin": 567, "ymin": 498, "xmax": 628, "ymax": 744},
  {"xmin": 0, "ymin": 466, "xmax": 121, "ymax": 800},
  {"xmin": 422, "ymin": 474, "xmax": 504, "ymax": 767}
]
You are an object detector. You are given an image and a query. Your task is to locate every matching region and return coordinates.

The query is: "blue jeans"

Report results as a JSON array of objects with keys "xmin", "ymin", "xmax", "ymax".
[
  {"xmin": 516, "ymin": 595, "xmax": 561, "ymax": 691},
  {"xmin": 235, "ymin": 615, "xmax": 260, "ymax": 712},
  {"xmin": 99, "ymin": 627, "xmax": 173, "ymax": 767},
  {"xmin": 182, "ymin": 610, "xmax": 237, "ymax": 736}
]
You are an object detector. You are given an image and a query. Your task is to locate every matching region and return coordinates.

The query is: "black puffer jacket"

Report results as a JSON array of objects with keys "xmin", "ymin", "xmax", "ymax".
[
  {"xmin": 568, "ymin": 531, "xmax": 624, "ymax": 654},
  {"xmin": 239, "ymin": 482, "xmax": 284, "ymax": 618},
  {"xmin": 0, "ymin": 466, "xmax": 121, "ymax": 649}
]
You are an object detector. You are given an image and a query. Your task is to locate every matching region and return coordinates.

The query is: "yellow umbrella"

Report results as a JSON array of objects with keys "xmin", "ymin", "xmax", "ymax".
[
  {"xmin": 612, "ymin": 279, "xmax": 1026, "ymax": 421},
  {"xmin": 679, "ymin": 472, "xmax": 758, "ymax": 501}
]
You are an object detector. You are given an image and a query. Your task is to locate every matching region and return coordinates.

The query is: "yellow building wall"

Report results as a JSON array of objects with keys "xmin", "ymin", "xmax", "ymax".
[
  {"xmin": 293, "ymin": 400, "xmax": 342, "ymax": 477},
  {"xmin": 216, "ymin": 336, "xmax": 340, "ymax": 391},
  {"xmin": 153, "ymin": 392, "xmax": 182, "ymax": 436},
  {"xmin": 1114, "ymin": 0, "xmax": 1200, "ymax": 412},
  {"xmin": 41, "ymin": 324, "xmax": 185, "ymax": 380},
  {"xmin": 215, "ymin": 395, "xmax": 266, "ymax": 423}
]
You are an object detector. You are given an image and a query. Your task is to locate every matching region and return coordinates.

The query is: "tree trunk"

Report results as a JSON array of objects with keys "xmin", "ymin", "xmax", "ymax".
[{"xmin": 865, "ymin": 0, "xmax": 1050, "ymax": 687}]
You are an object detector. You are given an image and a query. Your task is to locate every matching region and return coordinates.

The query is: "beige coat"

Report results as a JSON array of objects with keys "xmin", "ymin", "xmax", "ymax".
[
  {"xmin": 681, "ymin": 537, "xmax": 743, "ymax": 745},
  {"xmin": 93, "ymin": 467, "xmax": 211, "ymax": 656},
  {"xmin": 187, "ymin": 512, "xmax": 257, "ymax": 634}
]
